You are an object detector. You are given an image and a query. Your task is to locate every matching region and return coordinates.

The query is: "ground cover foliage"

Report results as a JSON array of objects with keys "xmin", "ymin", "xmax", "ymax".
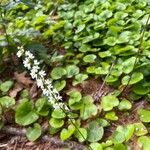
[{"xmin": 1, "ymin": 0, "xmax": 150, "ymax": 149}]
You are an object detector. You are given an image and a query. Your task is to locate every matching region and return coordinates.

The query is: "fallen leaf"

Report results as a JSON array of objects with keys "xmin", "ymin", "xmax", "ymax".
[
  {"xmin": 29, "ymin": 82, "xmax": 39, "ymax": 99},
  {"xmin": 9, "ymin": 83, "xmax": 23, "ymax": 98},
  {"xmin": 14, "ymin": 72, "xmax": 33, "ymax": 87}
]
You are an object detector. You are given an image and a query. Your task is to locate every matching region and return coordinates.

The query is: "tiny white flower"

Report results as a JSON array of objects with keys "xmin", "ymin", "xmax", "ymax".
[
  {"xmin": 39, "ymin": 70, "xmax": 46, "ymax": 77},
  {"xmin": 34, "ymin": 60, "xmax": 40, "ymax": 66},
  {"xmin": 36, "ymin": 78, "xmax": 44, "ymax": 88},
  {"xmin": 30, "ymin": 71, "xmax": 37, "ymax": 79},
  {"xmin": 17, "ymin": 50, "xmax": 24, "ymax": 57},
  {"xmin": 57, "ymin": 95, "xmax": 62, "ymax": 101},
  {"xmin": 25, "ymin": 51, "xmax": 34, "ymax": 59},
  {"xmin": 47, "ymin": 84, "xmax": 53, "ymax": 90},
  {"xmin": 45, "ymin": 79, "xmax": 52, "ymax": 85},
  {"xmin": 52, "ymin": 88, "xmax": 58, "ymax": 94},
  {"xmin": 32, "ymin": 66, "xmax": 40, "ymax": 73},
  {"xmin": 53, "ymin": 103, "xmax": 60, "ymax": 109},
  {"xmin": 23, "ymin": 57, "xmax": 31, "ymax": 69}
]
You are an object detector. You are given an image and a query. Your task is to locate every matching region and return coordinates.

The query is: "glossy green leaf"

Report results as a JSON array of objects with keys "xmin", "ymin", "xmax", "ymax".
[
  {"xmin": 0, "ymin": 96, "xmax": 15, "ymax": 108},
  {"xmin": 122, "ymin": 72, "xmax": 143, "ymax": 85},
  {"xmin": 52, "ymin": 109, "xmax": 66, "ymax": 119},
  {"xmin": 51, "ymin": 67, "xmax": 66, "ymax": 80},
  {"xmin": 0, "ymin": 80, "xmax": 14, "ymax": 93},
  {"xmin": 74, "ymin": 128, "xmax": 87, "ymax": 142},
  {"xmin": 60, "ymin": 124, "xmax": 75, "ymax": 141},
  {"xmin": 138, "ymin": 109, "xmax": 150, "ymax": 123},
  {"xmin": 83, "ymin": 54, "xmax": 97, "ymax": 63},
  {"xmin": 26, "ymin": 123, "xmax": 42, "ymax": 141},
  {"xmin": 122, "ymin": 57, "xmax": 136, "ymax": 74},
  {"xmin": 101, "ymin": 95, "xmax": 119, "ymax": 111},
  {"xmin": 15, "ymin": 99, "xmax": 39, "ymax": 126},
  {"xmin": 66, "ymin": 65, "xmax": 79, "ymax": 78},
  {"xmin": 118, "ymin": 99, "xmax": 132, "ymax": 111},
  {"xmin": 54, "ymin": 80, "xmax": 66, "ymax": 91},
  {"xmin": 90, "ymin": 143, "xmax": 103, "ymax": 150},
  {"xmin": 49, "ymin": 118, "xmax": 64, "ymax": 128},
  {"xmin": 134, "ymin": 123, "xmax": 148, "ymax": 136},
  {"xmin": 105, "ymin": 111, "xmax": 118, "ymax": 121},
  {"xmin": 73, "ymin": 73, "xmax": 88, "ymax": 86},
  {"xmin": 87, "ymin": 121, "xmax": 104, "ymax": 142},
  {"xmin": 35, "ymin": 97, "xmax": 50, "ymax": 116},
  {"xmin": 80, "ymin": 96, "xmax": 97, "ymax": 120},
  {"xmin": 138, "ymin": 136, "xmax": 150, "ymax": 150}
]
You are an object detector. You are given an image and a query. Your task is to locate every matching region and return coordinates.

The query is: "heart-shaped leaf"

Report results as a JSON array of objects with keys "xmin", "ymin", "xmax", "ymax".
[
  {"xmin": 73, "ymin": 73, "xmax": 88, "ymax": 86},
  {"xmin": 122, "ymin": 57, "xmax": 136, "ymax": 74},
  {"xmin": 52, "ymin": 109, "xmax": 66, "ymax": 119},
  {"xmin": 122, "ymin": 72, "xmax": 143, "ymax": 85},
  {"xmin": 134, "ymin": 123, "xmax": 148, "ymax": 136},
  {"xmin": 90, "ymin": 143, "xmax": 103, "ymax": 150},
  {"xmin": 15, "ymin": 99, "xmax": 39, "ymax": 126},
  {"xmin": 118, "ymin": 99, "xmax": 132, "ymax": 111},
  {"xmin": 26, "ymin": 123, "xmax": 42, "ymax": 141},
  {"xmin": 60, "ymin": 124, "xmax": 75, "ymax": 141},
  {"xmin": 101, "ymin": 95, "xmax": 119, "ymax": 111},
  {"xmin": 0, "ymin": 80, "xmax": 14, "ymax": 93},
  {"xmin": 83, "ymin": 54, "xmax": 97, "ymax": 63},
  {"xmin": 0, "ymin": 96, "xmax": 15, "ymax": 108},
  {"xmin": 54, "ymin": 80, "xmax": 66, "ymax": 91},
  {"xmin": 66, "ymin": 65, "xmax": 79, "ymax": 78},
  {"xmin": 138, "ymin": 109, "xmax": 150, "ymax": 123},
  {"xmin": 74, "ymin": 128, "xmax": 87, "ymax": 142},
  {"xmin": 49, "ymin": 118, "xmax": 64, "ymax": 128},
  {"xmin": 87, "ymin": 121, "xmax": 104, "ymax": 142},
  {"xmin": 138, "ymin": 136, "xmax": 150, "ymax": 150},
  {"xmin": 51, "ymin": 67, "xmax": 66, "ymax": 80},
  {"xmin": 35, "ymin": 97, "xmax": 50, "ymax": 116}
]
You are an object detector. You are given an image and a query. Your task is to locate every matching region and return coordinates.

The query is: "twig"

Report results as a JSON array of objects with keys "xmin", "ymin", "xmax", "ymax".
[{"xmin": 0, "ymin": 126, "xmax": 86, "ymax": 150}]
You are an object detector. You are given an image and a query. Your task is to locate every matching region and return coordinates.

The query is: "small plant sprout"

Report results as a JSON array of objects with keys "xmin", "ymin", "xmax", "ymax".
[{"xmin": 17, "ymin": 46, "xmax": 65, "ymax": 110}]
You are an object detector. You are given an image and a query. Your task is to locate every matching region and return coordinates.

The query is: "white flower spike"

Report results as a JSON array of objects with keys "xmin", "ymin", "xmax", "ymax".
[{"xmin": 17, "ymin": 46, "xmax": 64, "ymax": 110}]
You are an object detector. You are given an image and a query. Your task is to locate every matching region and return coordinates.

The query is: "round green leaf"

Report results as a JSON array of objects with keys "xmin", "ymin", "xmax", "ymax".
[
  {"xmin": 122, "ymin": 57, "xmax": 136, "ymax": 74},
  {"xmin": 114, "ymin": 144, "xmax": 127, "ymax": 150},
  {"xmin": 83, "ymin": 54, "xmax": 97, "ymax": 63},
  {"xmin": 35, "ymin": 97, "xmax": 50, "ymax": 116},
  {"xmin": 67, "ymin": 89, "xmax": 82, "ymax": 105},
  {"xmin": 87, "ymin": 121, "xmax": 104, "ymax": 142},
  {"xmin": 0, "ymin": 80, "xmax": 14, "ymax": 92},
  {"xmin": 138, "ymin": 109, "xmax": 150, "ymax": 123},
  {"xmin": 0, "ymin": 80, "xmax": 14, "ymax": 93},
  {"xmin": 122, "ymin": 72, "xmax": 143, "ymax": 85},
  {"xmin": 49, "ymin": 118, "xmax": 64, "ymax": 128},
  {"xmin": 60, "ymin": 124, "xmax": 75, "ymax": 141},
  {"xmin": 66, "ymin": 65, "xmax": 79, "ymax": 78},
  {"xmin": 73, "ymin": 73, "xmax": 88, "ymax": 86},
  {"xmin": 134, "ymin": 123, "xmax": 148, "ymax": 136},
  {"xmin": 0, "ymin": 96, "xmax": 15, "ymax": 108},
  {"xmin": 101, "ymin": 95, "xmax": 119, "ymax": 111},
  {"xmin": 26, "ymin": 123, "xmax": 42, "ymax": 141},
  {"xmin": 118, "ymin": 99, "xmax": 132, "ymax": 111},
  {"xmin": 80, "ymin": 96, "xmax": 97, "ymax": 120},
  {"xmin": 90, "ymin": 143, "xmax": 103, "ymax": 150},
  {"xmin": 74, "ymin": 128, "xmax": 87, "ymax": 142},
  {"xmin": 52, "ymin": 109, "xmax": 66, "ymax": 119},
  {"xmin": 15, "ymin": 100, "xmax": 39, "ymax": 126},
  {"xmin": 51, "ymin": 67, "xmax": 66, "ymax": 80},
  {"xmin": 54, "ymin": 80, "xmax": 66, "ymax": 91},
  {"xmin": 133, "ymin": 85, "xmax": 149, "ymax": 95},
  {"xmin": 104, "ymin": 37, "xmax": 117, "ymax": 46},
  {"xmin": 105, "ymin": 111, "xmax": 118, "ymax": 121},
  {"xmin": 138, "ymin": 136, "xmax": 150, "ymax": 150}
]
